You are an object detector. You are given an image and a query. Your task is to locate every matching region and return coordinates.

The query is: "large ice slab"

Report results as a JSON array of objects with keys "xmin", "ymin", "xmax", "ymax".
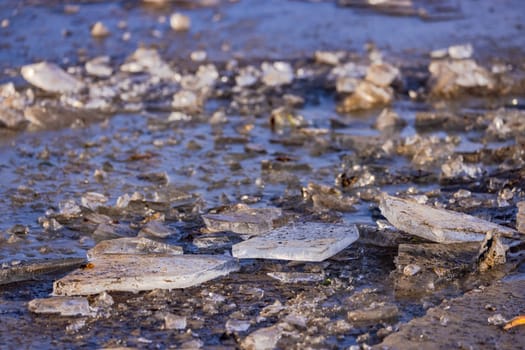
[
  {"xmin": 232, "ymin": 222, "xmax": 359, "ymax": 262},
  {"xmin": 379, "ymin": 194, "xmax": 520, "ymax": 243},
  {"xmin": 53, "ymin": 254, "xmax": 239, "ymax": 296}
]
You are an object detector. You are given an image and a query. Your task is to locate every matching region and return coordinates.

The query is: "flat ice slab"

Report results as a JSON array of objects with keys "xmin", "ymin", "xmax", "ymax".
[
  {"xmin": 53, "ymin": 254, "xmax": 239, "ymax": 296},
  {"xmin": 232, "ymin": 222, "xmax": 359, "ymax": 262},
  {"xmin": 379, "ymin": 194, "xmax": 520, "ymax": 243}
]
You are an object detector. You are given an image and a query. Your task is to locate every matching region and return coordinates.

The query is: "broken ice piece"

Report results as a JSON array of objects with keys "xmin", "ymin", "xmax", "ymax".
[
  {"xmin": 347, "ymin": 302, "xmax": 399, "ymax": 323},
  {"xmin": 87, "ymin": 237, "xmax": 183, "ymax": 260},
  {"xmin": 365, "ymin": 63, "xmax": 399, "ymax": 87},
  {"xmin": 477, "ymin": 231, "xmax": 507, "ymax": 272},
  {"xmin": 517, "ymin": 202, "xmax": 525, "ymax": 234},
  {"xmin": 28, "ymin": 296, "xmax": 94, "ymax": 317},
  {"xmin": 261, "ymin": 61, "xmax": 294, "ymax": 87},
  {"xmin": 21, "ymin": 62, "xmax": 83, "ymax": 93},
  {"xmin": 81, "ymin": 192, "xmax": 108, "ymax": 210},
  {"xmin": 232, "ymin": 222, "xmax": 359, "ymax": 262},
  {"xmin": 379, "ymin": 194, "xmax": 520, "ymax": 243},
  {"xmin": 202, "ymin": 206, "xmax": 283, "ymax": 236},
  {"xmin": 241, "ymin": 325, "xmax": 283, "ymax": 350},
  {"xmin": 85, "ymin": 56, "xmax": 113, "ymax": 78},
  {"xmin": 267, "ymin": 271, "xmax": 326, "ymax": 283},
  {"xmin": 53, "ymin": 254, "xmax": 238, "ymax": 295},
  {"xmin": 1, "ymin": 258, "xmax": 85, "ymax": 285},
  {"xmin": 138, "ymin": 221, "xmax": 176, "ymax": 239}
]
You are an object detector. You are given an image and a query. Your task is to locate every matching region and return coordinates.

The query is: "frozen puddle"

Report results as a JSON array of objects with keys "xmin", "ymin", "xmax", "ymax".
[
  {"xmin": 53, "ymin": 254, "xmax": 239, "ymax": 296},
  {"xmin": 232, "ymin": 222, "xmax": 359, "ymax": 262},
  {"xmin": 379, "ymin": 194, "xmax": 520, "ymax": 243}
]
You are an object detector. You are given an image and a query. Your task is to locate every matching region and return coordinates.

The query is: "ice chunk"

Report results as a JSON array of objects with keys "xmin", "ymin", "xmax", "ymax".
[
  {"xmin": 85, "ymin": 56, "xmax": 112, "ymax": 77},
  {"xmin": 314, "ymin": 51, "xmax": 345, "ymax": 66},
  {"xmin": 138, "ymin": 221, "xmax": 178, "ymax": 239},
  {"xmin": 448, "ymin": 43, "xmax": 473, "ymax": 60},
  {"xmin": 164, "ymin": 313, "xmax": 187, "ymax": 330},
  {"xmin": 365, "ymin": 63, "xmax": 399, "ymax": 87},
  {"xmin": 379, "ymin": 194, "xmax": 520, "ymax": 243},
  {"xmin": 202, "ymin": 206, "xmax": 283, "ymax": 236},
  {"xmin": 347, "ymin": 302, "xmax": 399, "ymax": 323},
  {"xmin": 226, "ymin": 319, "xmax": 251, "ymax": 333},
  {"xmin": 267, "ymin": 271, "xmax": 326, "ymax": 283},
  {"xmin": 429, "ymin": 59, "xmax": 495, "ymax": 96},
  {"xmin": 21, "ymin": 62, "xmax": 83, "ymax": 93},
  {"xmin": 261, "ymin": 62, "xmax": 294, "ymax": 87},
  {"xmin": 232, "ymin": 222, "xmax": 359, "ymax": 262},
  {"xmin": 81, "ymin": 192, "xmax": 108, "ymax": 210},
  {"xmin": 91, "ymin": 21, "xmax": 110, "ymax": 37},
  {"xmin": 87, "ymin": 237, "xmax": 183, "ymax": 260},
  {"xmin": 338, "ymin": 80, "xmax": 393, "ymax": 112},
  {"xmin": 53, "ymin": 254, "xmax": 238, "ymax": 295},
  {"xmin": 236, "ymin": 66, "xmax": 260, "ymax": 87},
  {"xmin": 170, "ymin": 13, "xmax": 190, "ymax": 31},
  {"xmin": 441, "ymin": 155, "xmax": 482, "ymax": 180},
  {"xmin": 517, "ymin": 202, "xmax": 525, "ymax": 234},
  {"xmin": 241, "ymin": 325, "xmax": 283, "ymax": 350},
  {"xmin": 121, "ymin": 47, "xmax": 175, "ymax": 80},
  {"xmin": 172, "ymin": 89, "xmax": 201, "ymax": 112},
  {"xmin": 28, "ymin": 296, "xmax": 94, "ymax": 317},
  {"xmin": 373, "ymin": 108, "xmax": 406, "ymax": 131}
]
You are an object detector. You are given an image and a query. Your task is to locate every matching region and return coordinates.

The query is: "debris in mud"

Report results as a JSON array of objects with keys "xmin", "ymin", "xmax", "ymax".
[
  {"xmin": 202, "ymin": 205, "xmax": 284, "ymax": 236},
  {"xmin": 504, "ymin": 315, "xmax": 525, "ymax": 331},
  {"xmin": 28, "ymin": 296, "xmax": 94, "ymax": 317},
  {"xmin": 53, "ymin": 254, "xmax": 239, "ymax": 295},
  {"xmin": 379, "ymin": 194, "xmax": 520, "ymax": 243},
  {"xmin": 232, "ymin": 222, "xmax": 359, "ymax": 262},
  {"xmin": 86, "ymin": 237, "xmax": 183, "ymax": 259},
  {"xmin": 477, "ymin": 231, "xmax": 507, "ymax": 272},
  {"xmin": 393, "ymin": 242, "xmax": 480, "ymax": 296},
  {"xmin": 21, "ymin": 62, "xmax": 84, "ymax": 93},
  {"xmin": 378, "ymin": 276, "xmax": 525, "ymax": 349}
]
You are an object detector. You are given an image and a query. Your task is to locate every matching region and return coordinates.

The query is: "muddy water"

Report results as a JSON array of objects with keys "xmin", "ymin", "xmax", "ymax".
[{"xmin": 1, "ymin": 1, "xmax": 525, "ymax": 349}]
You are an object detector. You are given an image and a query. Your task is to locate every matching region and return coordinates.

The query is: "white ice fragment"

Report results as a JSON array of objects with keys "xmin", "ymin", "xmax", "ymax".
[
  {"xmin": 87, "ymin": 237, "xmax": 183, "ymax": 260},
  {"xmin": 267, "ymin": 271, "xmax": 325, "ymax": 283},
  {"xmin": 172, "ymin": 90, "xmax": 200, "ymax": 112},
  {"xmin": 59, "ymin": 199, "xmax": 82, "ymax": 216},
  {"xmin": 261, "ymin": 62, "xmax": 294, "ymax": 87},
  {"xmin": 138, "ymin": 221, "xmax": 175, "ymax": 239},
  {"xmin": 91, "ymin": 21, "xmax": 110, "ymax": 37},
  {"xmin": 28, "ymin": 297, "xmax": 94, "ymax": 317},
  {"xmin": 85, "ymin": 56, "xmax": 113, "ymax": 77},
  {"xmin": 81, "ymin": 192, "xmax": 108, "ymax": 210},
  {"xmin": 379, "ymin": 193, "xmax": 519, "ymax": 243},
  {"xmin": 121, "ymin": 47, "xmax": 175, "ymax": 80},
  {"xmin": 314, "ymin": 51, "xmax": 345, "ymax": 66},
  {"xmin": 236, "ymin": 66, "xmax": 260, "ymax": 87},
  {"xmin": 448, "ymin": 43, "xmax": 473, "ymax": 60},
  {"xmin": 226, "ymin": 319, "xmax": 251, "ymax": 333},
  {"xmin": 365, "ymin": 63, "xmax": 399, "ymax": 87},
  {"xmin": 53, "ymin": 254, "xmax": 238, "ymax": 295},
  {"xmin": 170, "ymin": 13, "xmax": 190, "ymax": 31},
  {"xmin": 21, "ymin": 62, "xmax": 83, "ymax": 93},
  {"xmin": 232, "ymin": 222, "xmax": 359, "ymax": 262}
]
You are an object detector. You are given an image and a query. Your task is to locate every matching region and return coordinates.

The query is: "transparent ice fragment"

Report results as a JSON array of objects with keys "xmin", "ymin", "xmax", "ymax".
[
  {"xmin": 28, "ymin": 296, "xmax": 94, "ymax": 317},
  {"xmin": 21, "ymin": 62, "xmax": 83, "ymax": 93},
  {"xmin": 202, "ymin": 206, "xmax": 283, "ymax": 236},
  {"xmin": 87, "ymin": 237, "xmax": 183, "ymax": 260},
  {"xmin": 232, "ymin": 222, "xmax": 359, "ymax": 262}
]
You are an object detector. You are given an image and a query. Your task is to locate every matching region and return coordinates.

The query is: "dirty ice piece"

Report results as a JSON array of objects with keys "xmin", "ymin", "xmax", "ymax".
[
  {"xmin": 53, "ymin": 254, "xmax": 238, "ymax": 295},
  {"xmin": 477, "ymin": 231, "xmax": 507, "ymax": 272},
  {"xmin": 28, "ymin": 296, "xmax": 94, "ymax": 317},
  {"xmin": 0, "ymin": 258, "xmax": 86, "ymax": 285},
  {"xmin": 379, "ymin": 194, "xmax": 519, "ymax": 243},
  {"xmin": 267, "ymin": 271, "xmax": 326, "ymax": 283},
  {"xmin": 347, "ymin": 302, "xmax": 399, "ymax": 323},
  {"xmin": 232, "ymin": 223, "xmax": 359, "ymax": 262},
  {"xmin": 517, "ymin": 202, "xmax": 525, "ymax": 234},
  {"xmin": 21, "ymin": 62, "xmax": 83, "ymax": 93},
  {"xmin": 202, "ymin": 206, "xmax": 283, "ymax": 236},
  {"xmin": 87, "ymin": 237, "xmax": 183, "ymax": 260}
]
